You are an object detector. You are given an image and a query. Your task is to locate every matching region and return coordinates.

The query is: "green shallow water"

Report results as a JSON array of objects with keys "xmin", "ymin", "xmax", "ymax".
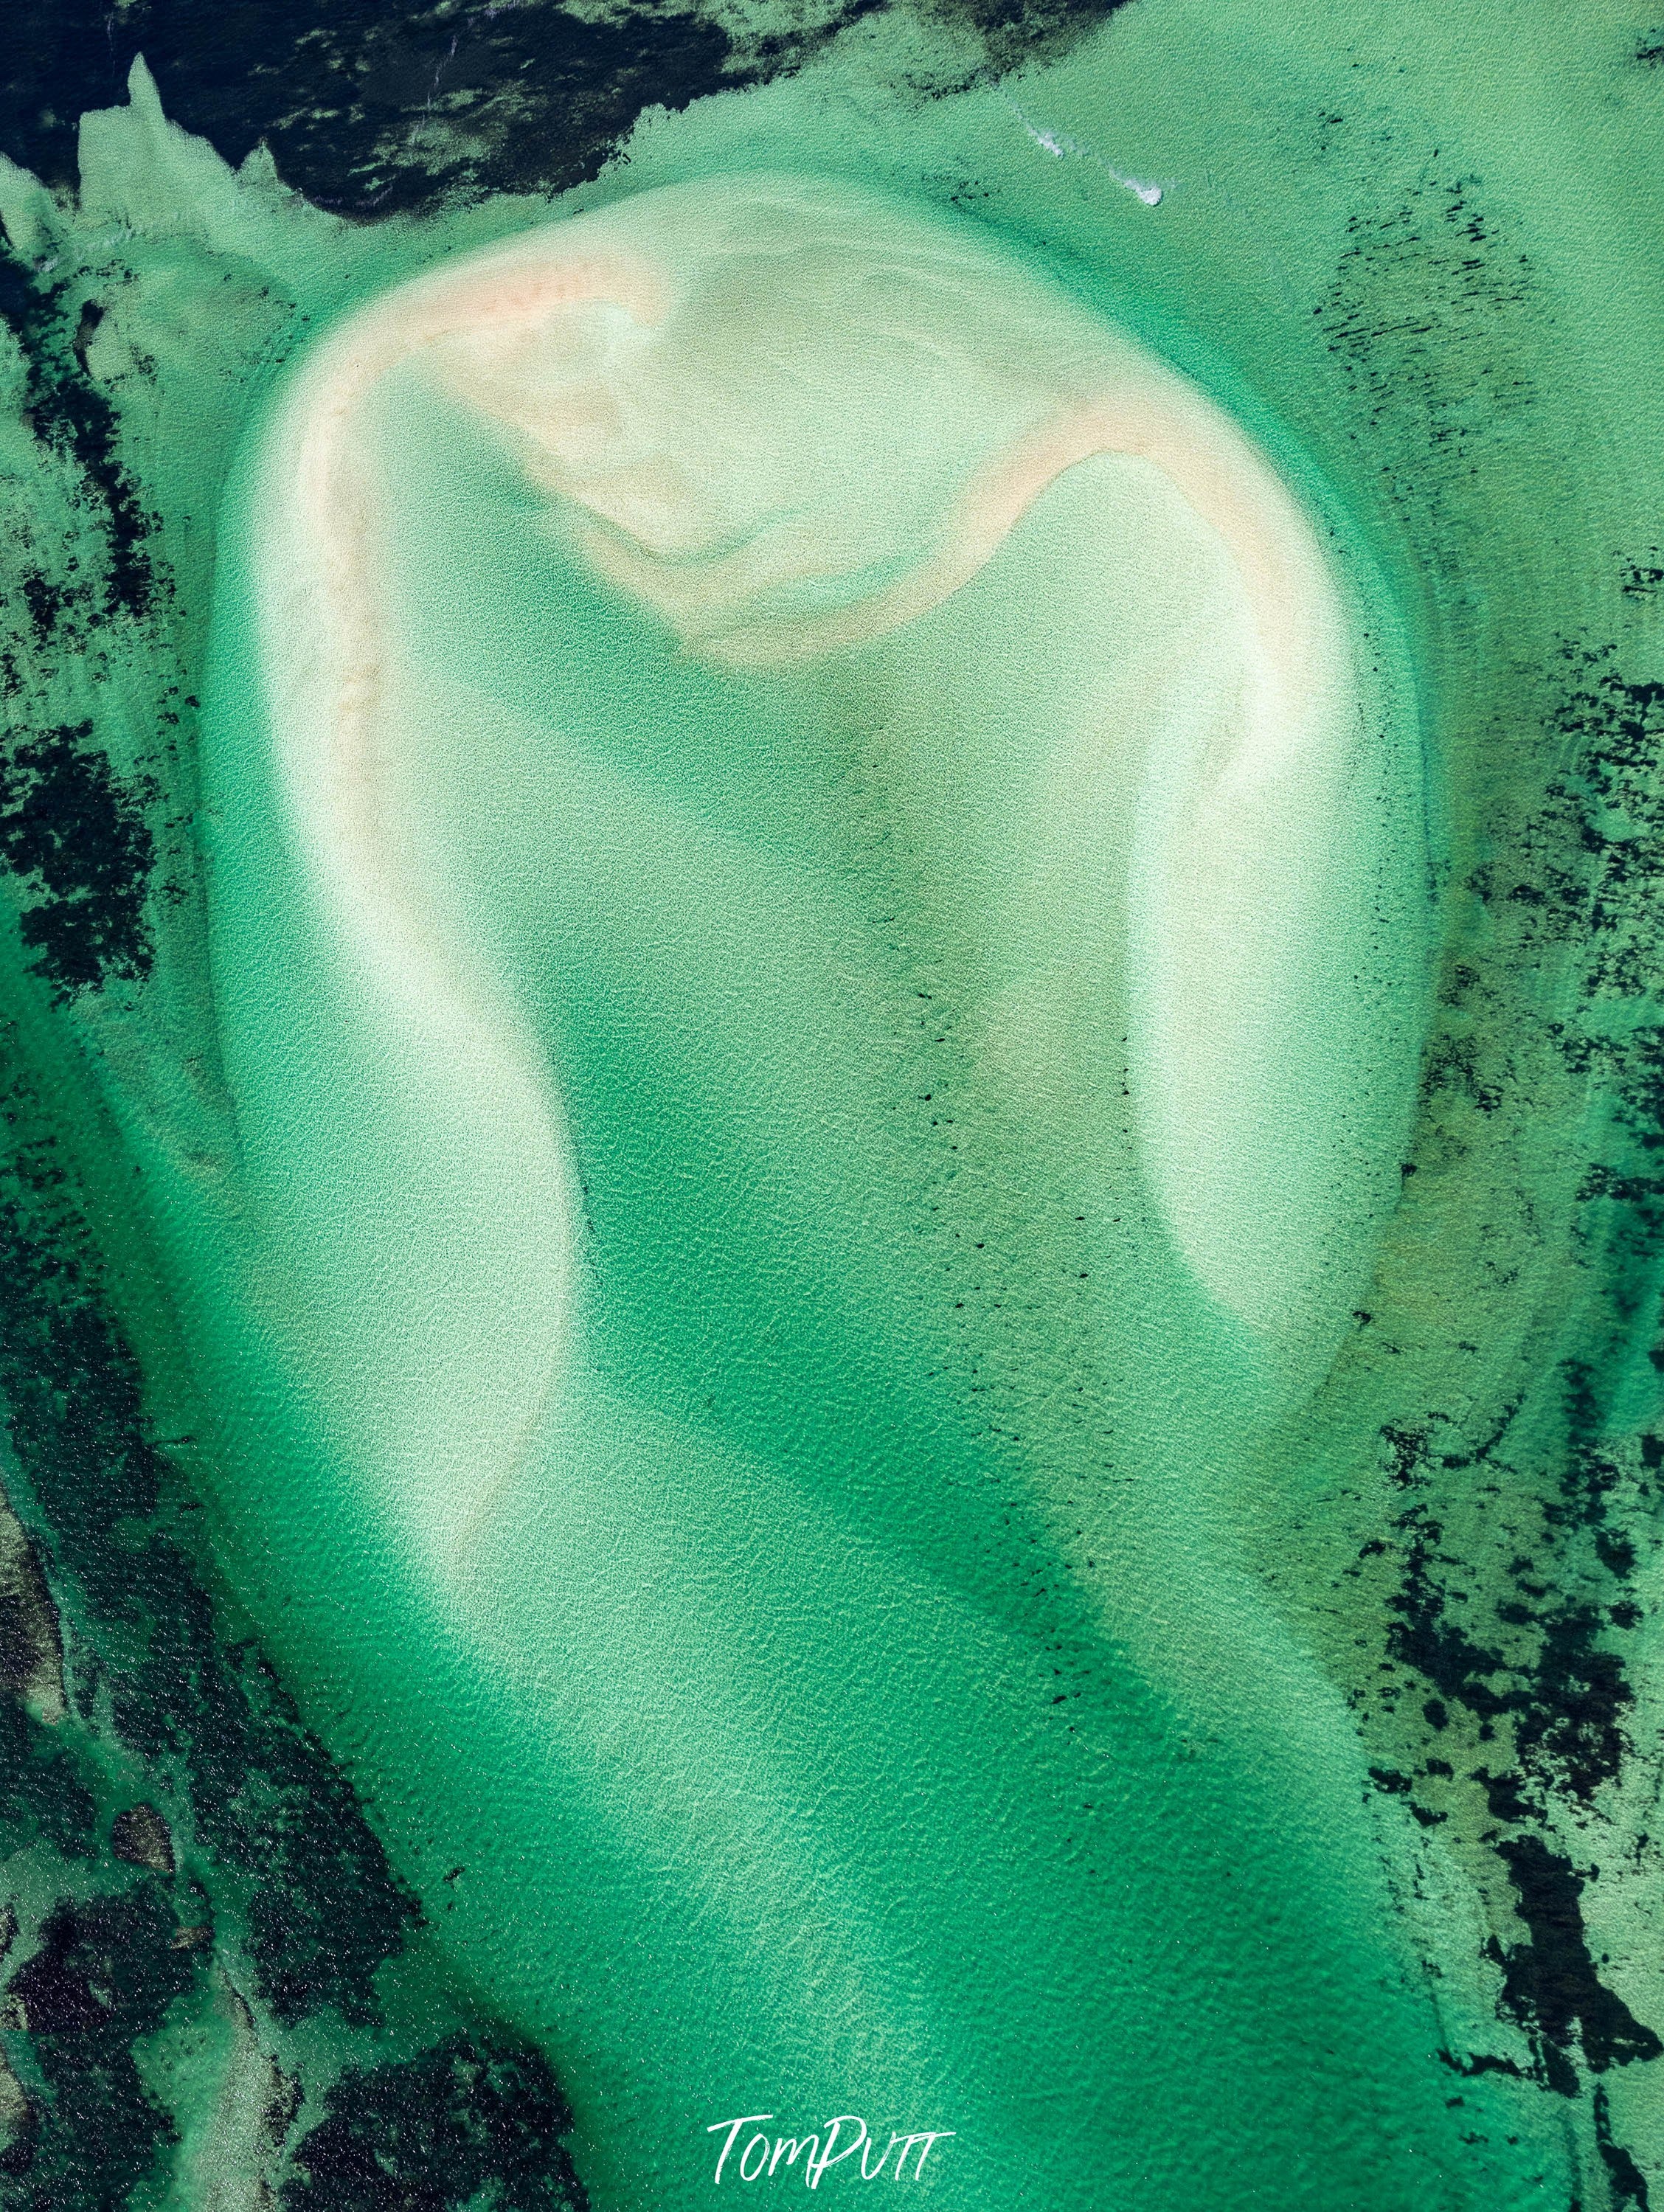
[
  {"xmin": 0, "ymin": 0, "xmax": 1661, "ymax": 2203},
  {"xmin": 168, "ymin": 175, "xmax": 1481, "ymax": 2207}
]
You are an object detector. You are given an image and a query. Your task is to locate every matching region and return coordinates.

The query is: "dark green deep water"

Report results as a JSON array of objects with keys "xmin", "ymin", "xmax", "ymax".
[{"xmin": 0, "ymin": 4, "xmax": 1659, "ymax": 2208}]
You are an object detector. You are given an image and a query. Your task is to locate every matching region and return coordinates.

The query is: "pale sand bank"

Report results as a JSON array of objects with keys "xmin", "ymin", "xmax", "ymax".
[{"xmin": 251, "ymin": 174, "xmax": 1387, "ymax": 1539}]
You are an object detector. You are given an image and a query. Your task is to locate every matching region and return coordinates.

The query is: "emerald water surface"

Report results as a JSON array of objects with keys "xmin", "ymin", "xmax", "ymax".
[{"xmin": 0, "ymin": 3, "xmax": 1659, "ymax": 2206}]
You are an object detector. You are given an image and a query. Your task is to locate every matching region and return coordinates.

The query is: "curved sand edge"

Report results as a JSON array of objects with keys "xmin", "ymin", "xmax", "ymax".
[
  {"xmin": 246, "ymin": 243, "xmax": 675, "ymax": 1561},
  {"xmin": 252, "ymin": 176, "xmax": 1371, "ymax": 1542}
]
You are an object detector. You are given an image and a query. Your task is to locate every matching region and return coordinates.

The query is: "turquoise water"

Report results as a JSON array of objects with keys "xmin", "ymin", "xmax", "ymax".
[
  {"xmin": 148, "ymin": 184, "xmax": 1511, "ymax": 2206},
  {"xmin": 1, "ymin": 4, "xmax": 1660, "ymax": 2202}
]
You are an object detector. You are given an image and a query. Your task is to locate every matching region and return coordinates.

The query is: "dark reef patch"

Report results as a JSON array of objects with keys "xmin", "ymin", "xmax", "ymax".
[
  {"xmin": 1, "ymin": 1885, "xmax": 198, "ymax": 2211},
  {"xmin": 1595, "ymin": 2083, "xmax": 1654, "ymax": 2210},
  {"xmin": 0, "ymin": 255, "xmax": 155, "ymax": 627},
  {"xmin": 282, "ymin": 2033, "xmax": 586, "ymax": 2212},
  {"xmin": 0, "ymin": 249, "xmax": 173, "ymax": 1004},
  {"xmin": 0, "ymin": 0, "xmax": 1131, "ymax": 223},
  {"xmin": 0, "ymin": 1496, "xmax": 63, "ymax": 1711},
  {"xmin": 1347, "ymin": 614, "xmax": 1664, "ymax": 2118},
  {"xmin": 0, "ymin": 999, "xmax": 590, "ymax": 2202},
  {"xmin": 1366, "ymin": 1358, "xmax": 1661, "ymax": 2093},
  {"xmin": 0, "ymin": 724, "xmax": 158, "ymax": 1002},
  {"xmin": 0, "ymin": 999, "xmax": 404, "ymax": 2165},
  {"xmin": 0, "ymin": 156, "xmax": 593, "ymax": 2206},
  {"xmin": 1301, "ymin": 145, "xmax": 1664, "ymax": 2182},
  {"xmin": 1490, "ymin": 1834, "xmax": 1662, "ymax": 2091},
  {"xmin": 0, "ymin": 1692, "xmax": 97, "ymax": 1862}
]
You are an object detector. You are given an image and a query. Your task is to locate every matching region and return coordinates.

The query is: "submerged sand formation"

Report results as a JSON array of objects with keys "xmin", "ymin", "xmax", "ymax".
[
  {"xmin": 15, "ymin": 43, "xmax": 1646, "ymax": 2208},
  {"xmin": 254, "ymin": 175, "xmax": 1393, "ymax": 1474}
]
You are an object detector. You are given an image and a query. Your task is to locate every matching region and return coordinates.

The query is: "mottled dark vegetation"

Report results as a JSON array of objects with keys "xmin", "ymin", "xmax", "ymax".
[
  {"xmin": 1596, "ymin": 2083, "xmax": 1654, "ymax": 2210},
  {"xmin": 1367, "ymin": 1407, "xmax": 1659, "ymax": 2091},
  {"xmin": 0, "ymin": 251, "xmax": 170, "ymax": 1003},
  {"xmin": 924, "ymin": 0, "xmax": 1129, "ymax": 75},
  {"xmin": 0, "ymin": 1693, "xmax": 97, "ymax": 1862},
  {"xmin": 1317, "ymin": 172, "xmax": 1533, "ymax": 616},
  {"xmin": 1489, "ymin": 1836, "xmax": 1662, "ymax": 2093},
  {"xmin": 1379, "ymin": 1373, "xmax": 1647, "ymax": 1811},
  {"xmin": 1361, "ymin": 642, "xmax": 1664, "ymax": 2095},
  {"xmin": 0, "ymin": 257, "xmax": 153, "ymax": 626},
  {"xmin": 0, "ymin": 0, "xmax": 1129, "ymax": 223},
  {"xmin": 0, "ymin": 724, "xmax": 158, "ymax": 1002},
  {"xmin": 1, "ymin": 1885, "xmax": 199, "ymax": 2211},
  {"xmin": 0, "ymin": 1499, "xmax": 63, "ymax": 1710},
  {"xmin": 109, "ymin": 1801, "xmax": 175, "ymax": 1876},
  {"xmin": 1304, "ymin": 140, "xmax": 1663, "ymax": 2166},
  {"xmin": 0, "ymin": 1012, "xmax": 590, "ymax": 2202},
  {"xmin": 0, "ymin": 1019, "xmax": 397, "ymax": 2164},
  {"xmin": 1359, "ymin": 1318, "xmax": 1659, "ymax": 2087},
  {"xmin": 282, "ymin": 2034, "xmax": 586, "ymax": 2212},
  {"xmin": 0, "ymin": 66, "xmax": 607, "ymax": 2205}
]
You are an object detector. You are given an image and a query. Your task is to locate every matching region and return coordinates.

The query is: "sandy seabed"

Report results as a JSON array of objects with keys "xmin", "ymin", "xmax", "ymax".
[{"xmin": 258, "ymin": 172, "xmax": 1365, "ymax": 1367}]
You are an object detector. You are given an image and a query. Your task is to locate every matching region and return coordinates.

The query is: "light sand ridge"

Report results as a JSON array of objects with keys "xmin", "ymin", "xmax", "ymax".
[{"xmin": 256, "ymin": 175, "xmax": 1370, "ymax": 1566}]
